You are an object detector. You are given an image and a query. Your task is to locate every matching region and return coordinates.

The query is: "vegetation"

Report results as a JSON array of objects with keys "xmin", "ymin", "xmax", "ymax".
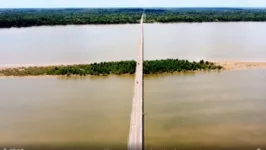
[
  {"xmin": 145, "ymin": 8, "xmax": 266, "ymax": 23},
  {"xmin": 1, "ymin": 8, "xmax": 266, "ymax": 28},
  {"xmin": 0, "ymin": 59, "xmax": 223, "ymax": 76}
]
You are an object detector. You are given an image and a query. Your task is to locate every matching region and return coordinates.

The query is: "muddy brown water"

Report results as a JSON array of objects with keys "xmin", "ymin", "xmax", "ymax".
[
  {"xmin": 0, "ymin": 23, "xmax": 266, "ymax": 149},
  {"xmin": 0, "ymin": 69, "xmax": 266, "ymax": 149}
]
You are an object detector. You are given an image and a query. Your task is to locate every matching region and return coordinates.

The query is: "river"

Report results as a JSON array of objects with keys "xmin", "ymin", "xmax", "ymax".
[
  {"xmin": 1, "ymin": 23, "xmax": 266, "ymax": 66},
  {"xmin": 1, "ymin": 70, "xmax": 266, "ymax": 149},
  {"xmin": 0, "ymin": 23, "xmax": 266, "ymax": 150}
]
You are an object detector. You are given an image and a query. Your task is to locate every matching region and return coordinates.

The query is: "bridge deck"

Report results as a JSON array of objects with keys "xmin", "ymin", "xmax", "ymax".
[{"xmin": 128, "ymin": 14, "xmax": 144, "ymax": 150}]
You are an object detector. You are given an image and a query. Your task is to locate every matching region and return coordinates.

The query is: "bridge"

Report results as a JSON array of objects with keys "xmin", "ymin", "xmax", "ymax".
[{"xmin": 128, "ymin": 14, "xmax": 145, "ymax": 150}]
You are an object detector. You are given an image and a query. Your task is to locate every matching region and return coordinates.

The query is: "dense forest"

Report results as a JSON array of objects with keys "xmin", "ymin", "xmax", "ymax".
[
  {"xmin": 0, "ymin": 59, "xmax": 223, "ymax": 76},
  {"xmin": 1, "ymin": 8, "xmax": 266, "ymax": 28}
]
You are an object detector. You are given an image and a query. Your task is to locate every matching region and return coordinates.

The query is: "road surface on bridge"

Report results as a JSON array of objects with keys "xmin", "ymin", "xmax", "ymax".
[{"xmin": 128, "ymin": 14, "xmax": 144, "ymax": 150}]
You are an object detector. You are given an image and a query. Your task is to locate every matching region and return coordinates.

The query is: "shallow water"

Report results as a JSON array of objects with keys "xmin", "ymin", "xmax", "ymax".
[{"xmin": 0, "ymin": 69, "xmax": 266, "ymax": 149}]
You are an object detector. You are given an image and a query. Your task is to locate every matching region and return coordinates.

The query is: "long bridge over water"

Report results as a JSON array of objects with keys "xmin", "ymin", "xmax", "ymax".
[{"xmin": 128, "ymin": 14, "xmax": 145, "ymax": 150}]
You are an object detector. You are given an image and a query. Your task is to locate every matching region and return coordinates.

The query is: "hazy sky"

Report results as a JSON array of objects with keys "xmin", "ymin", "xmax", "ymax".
[{"xmin": 0, "ymin": 0, "xmax": 265, "ymax": 8}]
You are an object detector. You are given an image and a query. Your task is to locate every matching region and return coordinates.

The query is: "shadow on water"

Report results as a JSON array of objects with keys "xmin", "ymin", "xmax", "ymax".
[{"xmin": 56, "ymin": 74, "xmax": 135, "ymax": 81}]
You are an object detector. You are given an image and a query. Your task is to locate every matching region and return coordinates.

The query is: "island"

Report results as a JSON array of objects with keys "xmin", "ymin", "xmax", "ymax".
[{"xmin": 0, "ymin": 59, "xmax": 223, "ymax": 76}]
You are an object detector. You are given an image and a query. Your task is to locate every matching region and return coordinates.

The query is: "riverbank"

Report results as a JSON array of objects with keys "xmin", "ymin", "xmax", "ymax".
[
  {"xmin": 1, "ymin": 8, "xmax": 266, "ymax": 28},
  {"xmin": 0, "ymin": 59, "xmax": 222, "ymax": 76}
]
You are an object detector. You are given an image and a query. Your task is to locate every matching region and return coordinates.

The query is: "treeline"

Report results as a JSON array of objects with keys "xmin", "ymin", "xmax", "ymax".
[
  {"xmin": 1, "ymin": 8, "xmax": 266, "ymax": 28},
  {"xmin": 0, "ymin": 59, "xmax": 223, "ymax": 76},
  {"xmin": 0, "ymin": 8, "xmax": 142, "ymax": 28},
  {"xmin": 146, "ymin": 8, "xmax": 266, "ymax": 23}
]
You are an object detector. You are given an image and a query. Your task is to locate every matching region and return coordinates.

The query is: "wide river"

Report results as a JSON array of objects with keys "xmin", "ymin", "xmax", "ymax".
[
  {"xmin": 0, "ymin": 23, "xmax": 266, "ymax": 150},
  {"xmin": 1, "ymin": 23, "xmax": 266, "ymax": 66}
]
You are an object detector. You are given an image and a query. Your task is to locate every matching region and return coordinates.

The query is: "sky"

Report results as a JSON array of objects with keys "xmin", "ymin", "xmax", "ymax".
[{"xmin": 0, "ymin": 0, "xmax": 266, "ymax": 8}]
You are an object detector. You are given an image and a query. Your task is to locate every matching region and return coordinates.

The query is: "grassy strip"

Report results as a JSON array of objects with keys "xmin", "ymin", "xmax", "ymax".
[{"xmin": 0, "ymin": 59, "xmax": 223, "ymax": 76}]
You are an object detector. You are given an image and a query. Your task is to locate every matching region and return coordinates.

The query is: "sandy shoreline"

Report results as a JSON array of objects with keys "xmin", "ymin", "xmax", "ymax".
[
  {"xmin": 0, "ymin": 62, "xmax": 89, "ymax": 70},
  {"xmin": 215, "ymin": 61, "xmax": 266, "ymax": 70}
]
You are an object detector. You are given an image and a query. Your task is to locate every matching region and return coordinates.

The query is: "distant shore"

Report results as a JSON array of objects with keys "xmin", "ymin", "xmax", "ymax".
[{"xmin": 1, "ymin": 8, "xmax": 266, "ymax": 28}]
